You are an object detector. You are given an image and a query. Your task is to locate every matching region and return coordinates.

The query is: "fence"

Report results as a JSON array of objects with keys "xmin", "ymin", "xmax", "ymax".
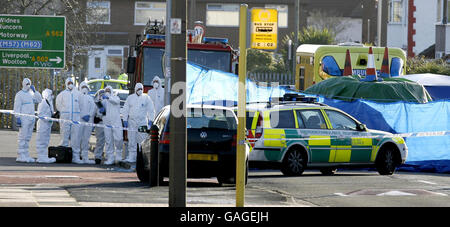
[
  {"xmin": 0, "ymin": 68, "xmax": 68, "ymax": 130},
  {"xmin": 247, "ymin": 72, "xmax": 294, "ymax": 86}
]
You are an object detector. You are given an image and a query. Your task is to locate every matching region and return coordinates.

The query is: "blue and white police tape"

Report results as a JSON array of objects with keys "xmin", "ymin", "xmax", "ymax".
[
  {"xmin": 0, "ymin": 110, "xmax": 140, "ymax": 132},
  {"xmin": 2, "ymin": 109, "xmax": 449, "ymax": 140},
  {"xmin": 245, "ymin": 129, "xmax": 450, "ymax": 142}
]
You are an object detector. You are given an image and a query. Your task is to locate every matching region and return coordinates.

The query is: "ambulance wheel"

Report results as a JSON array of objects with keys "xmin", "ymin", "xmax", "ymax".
[
  {"xmin": 136, "ymin": 145, "xmax": 149, "ymax": 183},
  {"xmin": 376, "ymin": 146, "xmax": 398, "ymax": 175},
  {"xmin": 281, "ymin": 148, "xmax": 306, "ymax": 176}
]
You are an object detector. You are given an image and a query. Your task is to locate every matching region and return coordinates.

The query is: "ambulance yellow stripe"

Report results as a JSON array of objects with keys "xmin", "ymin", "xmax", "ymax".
[
  {"xmin": 263, "ymin": 129, "xmax": 286, "ymax": 147},
  {"xmin": 351, "ymin": 138, "xmax": 372, "ymax": 146},
  {"xmin": 370, "ymin": 145, "xmax": 380, "ymax": 162},
  {"xmin": 308, "ymin": 136, "xmax": 331, "ymax": 146},
  {"xmin": 334, "ymin": 146, "xmax": 352, "ymax": 162}
]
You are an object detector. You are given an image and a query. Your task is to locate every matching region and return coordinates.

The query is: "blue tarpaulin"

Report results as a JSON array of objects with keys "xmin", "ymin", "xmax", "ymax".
[
  {"xmin": 399, "ymin": 73, "xmax": 450, "ymax": 100},
  {"xmin": 185, "ymin": 63, "xmax": 450, "ymax": 172},
  {"xmin": 320, "ymin": 97, "xmax": 450, "ymax": 161},
  {"xmin": 186, "ymin": 62, "xmax": 293, "ymax": 104}
]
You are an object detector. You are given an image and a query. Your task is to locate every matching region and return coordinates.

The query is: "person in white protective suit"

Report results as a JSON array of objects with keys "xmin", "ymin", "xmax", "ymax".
[
  {"xmin": 13, "ymin": 78, "xmax": 42, "ymax": 163},
  {"xmin": 56, "ymin": 77, "xmax": 83, "ymax": 164},
  {"xmin": 122, "ymin": 83, "xmax": 155, "ymax": 163},
  {"xmin": 93, "ymin": 89, "xmax": 106, "ymax": 164},
  {"xmin": 78, "ymin": 81, "xmax": 96, "ymax": 164},
  {"xmin": 35, "ymin": 89, "xmax": 57, "ymax": 163},
  {"xmin": 148, "ymin": 76, "xmax": 164, "ymax": 119},
  {"xmin": 101, "ymin": 86, "xmax": 123, "ymax": 165}
]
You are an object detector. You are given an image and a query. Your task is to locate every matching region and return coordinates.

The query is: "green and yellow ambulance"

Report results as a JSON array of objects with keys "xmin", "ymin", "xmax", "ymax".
[
  {"xmin": 295, "ymin": 44, "xmax": 407, "ymax": 91},
  {"xmin": 246, "ymin": 97, "xmax": 408, "ymax": 176}
]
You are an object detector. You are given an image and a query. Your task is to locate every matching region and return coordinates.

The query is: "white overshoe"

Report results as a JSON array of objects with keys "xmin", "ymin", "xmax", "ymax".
[
  {"xmin": 104, "ymin": 158, "xmax": 115, "ymax": 165},
  {"xmin": 16, "ymin": 155, "xmax": 36, "ymax": 163},
  {"xmin": 72, "ymin": 156, "xmax": 84, "ymax": 164},
  {"xmin": 83, "ymin": 158, "xmax": 95, "ymax": 164},
  {"xmin": 37, "ymin": 157, "xmax": 56, "ymax": 164}
]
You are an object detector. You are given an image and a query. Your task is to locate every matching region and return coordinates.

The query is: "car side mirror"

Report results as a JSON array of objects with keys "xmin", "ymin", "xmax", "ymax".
[
  {"xmin": 138, "ymin": 125, "xmax": 150, "ymax": 133},
  {"xmin": 357, "ymin": 123, "xmax": 367, "ymax": 131}
]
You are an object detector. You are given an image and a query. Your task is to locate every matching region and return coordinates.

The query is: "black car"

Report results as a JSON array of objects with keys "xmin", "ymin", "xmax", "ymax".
[{"xmin": 136, "ymin": 105, "xmax": 249, "ymax": 185}]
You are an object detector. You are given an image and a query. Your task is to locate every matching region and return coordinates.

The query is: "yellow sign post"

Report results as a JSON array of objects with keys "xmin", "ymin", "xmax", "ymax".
[
  {"xmin": 236, "ymin": 4, "xmax": 248, "ymax": 207},
  {"xmin": 250, "ymin": 8, "xmax": 278, "ymax": 50}
]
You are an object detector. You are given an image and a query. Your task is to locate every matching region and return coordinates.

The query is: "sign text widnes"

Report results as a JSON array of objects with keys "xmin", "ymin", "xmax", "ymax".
[{"xmin": 0, "ymin": 15, "xmax": 65, "ymax": 69}]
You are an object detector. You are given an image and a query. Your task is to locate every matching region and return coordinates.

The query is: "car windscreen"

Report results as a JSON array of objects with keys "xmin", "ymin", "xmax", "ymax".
[
  {"xmin": 187, "ymin": 108, "xmax": 237, "ymax": 130},
  {"xmin": 143, "ymin": 47, "xmax": 165, "ymax": 87},
  {"xmin": 104, "ymin": 81, "xmax": 124, "ymax": 90},
  {"xmin": 188, "ymin": 50, "xmax": 231, "ymax": 72},
  {"xmin": 88, "ymin": 81, "xmax": 102, "ymax": 92}
]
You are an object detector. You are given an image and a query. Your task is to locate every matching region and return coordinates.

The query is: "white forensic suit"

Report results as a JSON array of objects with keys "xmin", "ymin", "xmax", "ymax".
[
  {"xmin": 13, "ymin": 78, "xmax": 42, "ymax": 163},
  {"xmin": 78, "ymin": 81, "xmax": 96, "ymax": 164},
  {"xmin": 101, "ymin": 86, "xmax": 123, "ymax": 165},
  {"xmin": 93, "ymin": 89, "xmax": 106, "ymax": 164},
  {"xmin": 56, "ymin": 77, "xmax": 83, "ymax": 164},
  {"xmin": 122, "ymin": 83, "xmax": 155, "ymax": 163},
  {"xmin": 35, "ymin": 89, "xmax": 57, "ymax": 163},
  {"xmin": 148, "ymin": 76, "xmax": 164, "ymax": 120}
]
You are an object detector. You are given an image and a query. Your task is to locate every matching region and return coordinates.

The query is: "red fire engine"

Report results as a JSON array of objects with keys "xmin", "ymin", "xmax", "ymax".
[{"xmin": 127, "ymin": 20, "xmax": 238, "ymax": 93}]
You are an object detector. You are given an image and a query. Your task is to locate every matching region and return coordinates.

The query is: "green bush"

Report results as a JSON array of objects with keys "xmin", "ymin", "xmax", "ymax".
[
  {"xmin": 246, "ymin": 49, "xmax": 286, "ymax": 73},
  {"xmin": 406, "ymin": 56, "xmax": 450, "ymax": 75}
]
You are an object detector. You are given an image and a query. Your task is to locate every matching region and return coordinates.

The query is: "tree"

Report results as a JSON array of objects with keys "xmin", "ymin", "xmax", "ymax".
[
  {"xmin": 278, "ymin": 27, "xmax": 336, "ymax": 72},
  {"xmin": 306, "ymin": 9, "xmax": 351, "ymax": 41}
]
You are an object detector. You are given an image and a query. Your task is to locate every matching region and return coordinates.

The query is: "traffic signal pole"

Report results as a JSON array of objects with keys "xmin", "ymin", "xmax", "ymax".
[
  {"xmin": 236, "ymin": 4, "xmax": 248, "ymax": 207},
  {"xmin": 169, "ymin": 0, "xmax": 187, "ymax": 207}
]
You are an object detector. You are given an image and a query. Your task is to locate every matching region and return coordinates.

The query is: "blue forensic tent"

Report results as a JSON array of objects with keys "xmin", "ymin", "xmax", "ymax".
[
  {"xmin": 185, "ymin": 62, "xmax": 450, "ymax": 172},
  {"xmin": 320, "ymin": 97, "xmax": 450, "ymax": 162},
  {"xmin": 186, "ymin": 62, "xmax": 296, "ymax": 104},
  {"xmin": 399, "ymin": 73, "xmax": 450, "ymax": 100}
]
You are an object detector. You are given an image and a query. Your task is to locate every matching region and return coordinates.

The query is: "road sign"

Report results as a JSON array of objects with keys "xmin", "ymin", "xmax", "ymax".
[
  {"xmin": 250, "ymin": 8, "xmax": 278, "ymax": 50},
  {"xmin": 0, "ymin": 14, "xmax": 65, "ymax": 69}
]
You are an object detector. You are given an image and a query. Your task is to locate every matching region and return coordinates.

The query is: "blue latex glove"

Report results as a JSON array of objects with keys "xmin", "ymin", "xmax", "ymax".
[
  {"xmin": 123, "ymin": 121, "xmax": 128, "ymax": 128},
  {"xmin": 102, "ymin": 95, "xmax": 109, "ymax": 100},
  {"xmin": 30, "ymin": 85, "xmax": 36, "ymax": 92},
  {"xmin": 16, "ymin": 118, "xmax": 21, "ymax": 127},
  {"xmin": 148, "ymin": 120, "xmax": 153, "ymax": 127},
  {"xmin": 82, "ymin": 115, "xmax": 90, "ymax": 122},
  {"xmin": 99, "ymin": 107, "xmax": 106, "ymax": 114}
]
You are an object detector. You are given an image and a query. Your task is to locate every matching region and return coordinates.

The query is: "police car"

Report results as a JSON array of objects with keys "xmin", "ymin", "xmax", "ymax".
[{"xmin": 245, "ymin": 94, "xmax": 408, "ymax": 176}]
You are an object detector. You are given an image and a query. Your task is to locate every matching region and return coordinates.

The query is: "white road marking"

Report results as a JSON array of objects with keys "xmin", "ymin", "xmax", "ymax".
[
  {"xmin": 376, "ymin": 190, "xmax": 416, "ymax": 196},
  {"xmin": 334, "ymin": 193, "xmax": 348, "ymax": 197},
  {"xmin": 417, "ymin": 180, "xmax": 437, "ymax": 185}
]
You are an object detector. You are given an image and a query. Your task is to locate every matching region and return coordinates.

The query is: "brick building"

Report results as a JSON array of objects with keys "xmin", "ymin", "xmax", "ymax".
[{"xmin": 75, "ymin": 0, "xmax": 382, "ymax": 79}]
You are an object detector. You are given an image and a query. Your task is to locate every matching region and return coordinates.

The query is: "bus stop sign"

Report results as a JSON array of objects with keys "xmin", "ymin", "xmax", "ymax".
[
  {"xmin": 0, "ymin": 15, "xmax": 65, "ymax": 69},
  {"xmin": 250, "ymin": 8, "xmax": 278, "ymax": 50}
]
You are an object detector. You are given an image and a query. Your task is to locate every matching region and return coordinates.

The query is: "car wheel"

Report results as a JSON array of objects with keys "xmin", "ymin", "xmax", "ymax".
[
  {"xmin": 376, "ymin": 147, "xmax": 397, "ymax": 175},
  {"xmin": 136, "ymin": 145, "xmax": 150, "ymax": 183},
  {"xmin": 217, "ymin": 160, "xmax": 248, "ymax": 186},
  {"xmin": 320, "ymin": 167, "xmax": 337, "ymax": 175},
  {"xmin": 281, "ymin": 148, "xmax": 306, "ymax": 176}
]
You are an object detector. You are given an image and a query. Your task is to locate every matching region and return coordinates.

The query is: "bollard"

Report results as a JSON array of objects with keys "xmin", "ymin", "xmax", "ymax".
[{"xmin": 149, "ymin": 124, "xmax": 160, "ymax": 187}]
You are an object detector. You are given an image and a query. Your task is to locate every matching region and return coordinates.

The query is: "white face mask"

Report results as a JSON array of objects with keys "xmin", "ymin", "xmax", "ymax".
[
  {"xmin": 153, "ymin": 82, "xmax": 159, "ymax": 89},
  {"xmin": 81, "ymin": 87, "xmax": 89, "ymax": 95},
  {"xmin": 24, "ymin": 84, "xmax": 31, "ymax": 91},
  {"xmin": 68, "ymin": 84, "xmax": 74, "ymax": 90},
  {"xmin": 136, "ymin": 89, "xmax": 143, "ymax": 96},
  {"xmin": 105, "ymin": 91, "xmax": 111, "ymax": 97}
]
